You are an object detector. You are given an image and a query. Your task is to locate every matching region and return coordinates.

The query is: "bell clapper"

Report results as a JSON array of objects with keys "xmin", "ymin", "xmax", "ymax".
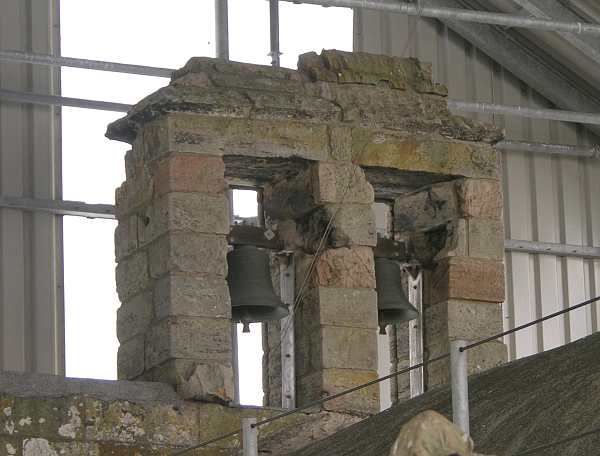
[
  {"xmin": 242, "ymin": 321, "xmax": 251, "ymax": 333},
  {"xmin": 379, "ymin": 325, "xmax": 387, "ymax": 335}
]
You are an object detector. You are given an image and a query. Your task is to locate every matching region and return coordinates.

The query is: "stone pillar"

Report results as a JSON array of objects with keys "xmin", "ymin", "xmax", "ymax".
[
  {"xmin": 394, "ymin": 178, "xmax": 507, "ymax": 389},
  {"xmin": 114, "ymin": 138, "xmax": 234, "ymax": 402},
  {"xmin": 264, "ymin": 161, "xmax": 380, "ymax": 415}
]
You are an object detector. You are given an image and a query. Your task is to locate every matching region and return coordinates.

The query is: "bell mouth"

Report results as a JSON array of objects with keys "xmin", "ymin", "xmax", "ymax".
[
  {"xmin": 232, "ymin": 305, "xmax": 289, "ymax": 325},
  {"xmin": 378, "ymin": 308, "xmax": 419, "ymax": 328}
]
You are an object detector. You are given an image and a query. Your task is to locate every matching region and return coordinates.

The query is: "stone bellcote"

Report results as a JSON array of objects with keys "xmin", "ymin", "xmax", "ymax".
[{"xmin": 107, "ymin": 50, "xmax": 506, "ymax": 415}]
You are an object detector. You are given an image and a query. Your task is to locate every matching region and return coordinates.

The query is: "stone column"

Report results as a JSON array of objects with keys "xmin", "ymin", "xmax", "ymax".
[
  {"xmin": 265, "ymin": 161, "xmax": 380, "ymax": 415},
  {"xmin": 114, "ymin": 129, "xmax": 234, "ymax": 402},
  {"xmin": 394, "ymin": 178, "xmax": 507, "ymax": 389}
]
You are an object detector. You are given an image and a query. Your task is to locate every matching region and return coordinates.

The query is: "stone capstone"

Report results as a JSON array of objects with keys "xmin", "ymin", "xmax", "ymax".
[{"xmin": 389, "ymin": 410, "xmax": 493, "ymax": 456}]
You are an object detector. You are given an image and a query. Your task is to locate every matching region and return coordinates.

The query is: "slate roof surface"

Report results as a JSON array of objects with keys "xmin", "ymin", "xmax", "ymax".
[{"xmin": 288, "ymin": 331, "xmax": 600, "ymax": 456}]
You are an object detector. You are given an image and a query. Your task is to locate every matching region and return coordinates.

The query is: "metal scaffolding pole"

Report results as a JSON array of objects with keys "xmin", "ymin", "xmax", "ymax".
[
  {"xmin": 0, "ymin": 196, "xmax": 115, "ymax": 219},
  {"xmin": 280, "ymin": 0, "xmax": 600, "ymax": 36},
  {"xmin": 0, "ymin": 50, "xmax": 173, "ymax": 78},
  {"xmin": 495, "ymin": 140, "xmax": 599, "ymax": 158},
  {"xmin": 269, "ymin": 0, "xmax": 281, "ymax": 67},
  {"xmin": 0, "ymin": 88, "xmax": 130, "ymax": 113},
  {"xmin": 215, "ymin": 0, "xmax": 230, "ymax": 60},
  {"xmin": 448, "ymin": 100, "xmax": 600, "ymax": 126}
]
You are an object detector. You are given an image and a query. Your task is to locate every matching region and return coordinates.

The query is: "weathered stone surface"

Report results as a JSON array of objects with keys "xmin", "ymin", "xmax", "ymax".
[
  {"xmin": 153, "ymin": 273, "xmax": 231, "ymax": 320},
  {"xmin": 389, "ymin": 410, "xmax": 491, "ymax": 456},
  {"xmin": 321, "ymin": 369, "xmax": 380, "ymax": 416},
  {"xmin": 427, "ymin": 341, "xmax": 507, "ymax": 387},
  {"xmin": 394, "ymin": 181, "xmax": 458, "ymax": 232},
  {"xmin": 264, "ymin": 162, "xmax": 374, "ymax": 221},
  {"xmin": 148, "ymin": 233, "xmax": 228, "ymax": 278},
  {"xmin": 296, "ymin": 368, "xmax": 379, "ymax": 417},
  {"xmin": 321, "ymin": 326, "xmax": 378, "ymax": 371},
  {"xmin": 115, "ymin": 251, "xmax": 150, "ymax": 302},
  {"xmin": 312, "ymin": 162, "xmax": 374, "ymax": 205},
  {"xmin": 117, "ymin": 291, "xmax": 153, "ymax": 343},
  {"xmin": 147, "ymin": 359, "xmax": 234, "ymax": 403},
  {"xmin": 424, "ymin": 300, "xmax": 503, "ymax": 343},
  {"xmin": 433, "ymin": 218, "xmax": 468, "ymax": 260},
  {"xmin": 299, "ymin": 50, "xmax": 447, "ymax": 95},
  {"xmin": 302, "ymin": 288, "xmax": 378, "ymax": 329},
  {"xmin": 300, "ymin": 204, "xmax": 377, "ymax": 250},
  {"xmin": 147, "ymin": 193, "xmax": 230, "ymax": 240},
  {"xmin": 263, "ymin": 168, "xmax": 314, "ymax": 219},
  {"xmin": 430, "ymin": 257, "xmax": 505, "ymax": 305},
  {"xmin": 169, "ymin": 114, "xmax": 331, "ymax": 161},
  {"xmin": 145, "ymin": 317, "xmax": 232, "ymax": 369},
  {"xmin": 296, "ymin": 247, "xmax": 376, "ymax": 290},
  {"xmin": 457, "ymin": 178, "xmax": 503, "ymax": 220},
  {"xmin": 466, "ymin": 218, "xmax": 504, "ymax": 260},
  {"xmin": 353, "ymin": 130, "xmax": 499, "ymax": 180},
  {"xmin": 152, "ymin": 153, "xmax": 227, "ymax": 196},
  {"xmin": 117, "ymin": 335, "xmax": 145, "ymax": 380},
  {"xmin": 114, "ymin": 168, "xmax": 153, "ymax": 220},
  {"xmin": 328, "ymin": 125, "xmax": 352, "ymax": 161},
  {"xmin": 114, "ymin": 215, "xmax": 140, "ymax": 261}
]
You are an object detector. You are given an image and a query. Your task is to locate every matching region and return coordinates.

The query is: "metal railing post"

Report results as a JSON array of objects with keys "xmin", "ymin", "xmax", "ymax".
[
  {"xmin": 242, "ymin": 417, "xmax": 258, "ymax": 456},
  {"xmin": 215, "ymin": 0, "xmax": 230, "ymax": 60},
  {"xmin": 450, "ymin": 339, "xmax": 469, "ymax": 436}
]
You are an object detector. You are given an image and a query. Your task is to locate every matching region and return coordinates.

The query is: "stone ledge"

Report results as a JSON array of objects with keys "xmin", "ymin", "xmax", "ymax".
[{"xmin": 0, "ymin": 371, "xmax": 362, "ymax": 455}]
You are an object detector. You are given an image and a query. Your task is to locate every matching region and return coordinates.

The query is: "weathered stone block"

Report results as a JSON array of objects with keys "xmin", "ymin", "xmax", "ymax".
[
  {"xmin": 147, "ymin": 193, "xmax": 230, "ymax": 240},
  {"xmin": 296, "ymin": 247, "xmax": 376, "ymax": 290},
  {"xmin": 262, "ymin": 169, "xmax": 314, "ymax": 220},
  {"xmin": 154, "ymin": 273, "xmax": 231, "ymax": 320},
  {"xmin": 321, "ymin": 326, "xmax": 378, "ymax": 371},
  {"xmin": 427, "ymin": 340, "xmax": 507, "ymax": 387},
  {"xmin": 466, "ymin": 218, "xmax": 504, "ymax": 260},
  {"xmin": 114, "ymin": 169, "xmax": 153, "ymax": 220},
  {"xmin": 116, "ymin": 291, "xmax": 153, "ymax": 343},
  {"xmin": 167, "ymin": 114, "xmax": 330, "ymax": 160},
  {"xmin": 115, "ymin": 251, "xmax": 150, "ymax": 302},
  {"xmin": 312, "ymin": 162, "xmax": 374, "ymax": 205},
  {"xmin": 299, "ymin": 50, "xmax": 446, "ymax": 95},
  {"xmin": 302, "ymin": 287, "xmax": 378, "ymax": 329},
  {"xmin": 353, "ymin": 130, "xmax": 499, "ymax": 180},
  {"xmin": 424, "ymin": 299, "xmax": 503, "ymax": 343},
  {"xmin": 301, "ymin": 204, "xmax": 377, "ymax": 249},
  {"xmin": 394, "ymin": 181, "xmax": 458, "ymax": 232},
  {"xmin": 117, "ymin": 335, "xmax": 145, "ymax": 380},
  {"xmin": 148, "ymin": 359, "xmax": 234, "ymax": 403},
  {"xmin": 114, "ymin": 215, "xmax": 139, "ymax": 261},
  {"xmin": 148, "ymin": 233, "xmax": 228, "ymax": 278},
  {"xmin": 145, "ymin": 317, "xmax": 232, "ymax": 369},
  {"xmin": 153, "ymin": 153, "xmax": 227, "ymax": 197},
  {"xmin": 433, "ymin": 219, "xmax": 468, "ymax": 260},
  {"xmin": 328, "ymin": 126, "xmax": 352, "ymax": 161},
  {"xmin": 321, "ymin": 368, "xmax": 379, "ymax": 416},
  {"xmin": 457, "ymin": 178, "xmax": 503, "ymax": 220},
  {"xmin": 430, "ymin": 257, "xmax": 505, "ymax": 305}
]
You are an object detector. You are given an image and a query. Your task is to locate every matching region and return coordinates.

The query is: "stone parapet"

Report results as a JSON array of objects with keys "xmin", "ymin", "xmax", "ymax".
[{"xmin": 0, "ymin": 371, "xmax": 360, "ymax": 456}]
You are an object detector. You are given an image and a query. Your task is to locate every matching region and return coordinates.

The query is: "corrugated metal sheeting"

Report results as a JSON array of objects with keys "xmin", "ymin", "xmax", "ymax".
[
  {"xmin": 0, "ymin": 0, "xmax": 64, "ymax": 374},
  {"xmin": 355, "ymin": 9, "xmax": 600, "ymax": 360}
]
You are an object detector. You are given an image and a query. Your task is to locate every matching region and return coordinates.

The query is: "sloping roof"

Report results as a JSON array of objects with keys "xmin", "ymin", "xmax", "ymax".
[{"xmin": 288, "ymin": 331, "xmax": 600, "ymax": 456}]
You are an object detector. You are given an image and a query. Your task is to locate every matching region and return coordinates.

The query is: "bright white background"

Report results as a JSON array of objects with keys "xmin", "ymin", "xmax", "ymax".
[{"xmin": 61, "ymin": 0, "xmax": 352, "ymax": 405}]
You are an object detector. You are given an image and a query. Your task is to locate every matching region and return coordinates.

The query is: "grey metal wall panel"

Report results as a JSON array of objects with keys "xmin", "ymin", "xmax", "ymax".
[
  {"xmin": 356, "ymin": 9, "xmax": 600, "ymax": 360},
  {"xmin": 0, "ymin": 0, "xmax": 63, "ymax": 374}
]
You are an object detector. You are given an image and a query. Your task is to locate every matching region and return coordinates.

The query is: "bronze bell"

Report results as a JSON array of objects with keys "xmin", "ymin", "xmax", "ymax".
[
  {"xmin": 375, "ymin": 257, "xmax": 419, "ymax": 335},
  {"xmin": 227, "ymin": 245, "xmax": 289, "ymax": 333}
]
